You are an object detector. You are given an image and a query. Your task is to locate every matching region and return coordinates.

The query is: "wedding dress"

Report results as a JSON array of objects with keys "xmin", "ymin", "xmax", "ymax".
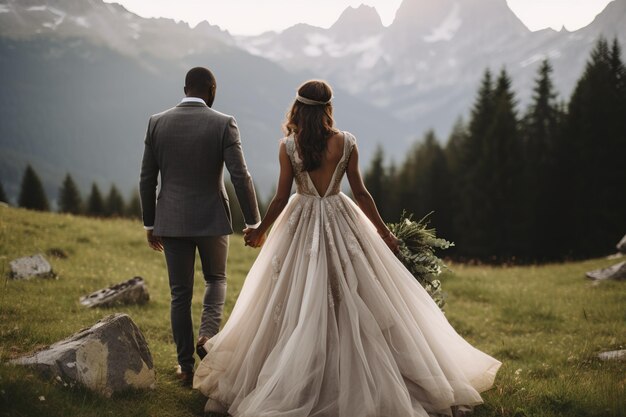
[{"xmin": 194, "ymin": 132, "xmax": 501, "ymax": 417}]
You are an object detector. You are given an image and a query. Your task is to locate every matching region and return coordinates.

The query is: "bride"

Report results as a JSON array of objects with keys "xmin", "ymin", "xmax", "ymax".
[{"xmin": 193, "ymin": 80, "xmax": 501, "ymax": 417}]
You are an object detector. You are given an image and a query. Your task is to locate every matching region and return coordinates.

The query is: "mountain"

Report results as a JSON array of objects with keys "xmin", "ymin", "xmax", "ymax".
[
  {"xmin": 238, "ymin": 0, "xmax": 626, "ymax": 136},
  {"xmin": 0, "ymin": 0, "xmax": 413, "ymax": 203},
  {"xmin": 1, "ymin": 0, "xmax": 624, "ymax": 203}
]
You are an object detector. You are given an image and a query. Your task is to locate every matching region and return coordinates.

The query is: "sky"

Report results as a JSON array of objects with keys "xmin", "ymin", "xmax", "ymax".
[{"xmin": 103, "ymin": 0, "xmax": 615, "ymax": 36}]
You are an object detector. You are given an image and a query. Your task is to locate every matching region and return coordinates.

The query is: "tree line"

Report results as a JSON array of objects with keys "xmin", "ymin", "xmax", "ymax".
[
  {"xmin": 364, "ymin": 37, "xmax": 626, "ymax": 263},
  {"xmin": 0, "ymin": 165, "xmax": 254, "ymax": 231},
  {"xmin": 1, "ymin": 38, "xmax": 623, "ymax": 262},
  {"xmin": 0, "ymin": 165, "xmax": 142, "ymax": 219}
]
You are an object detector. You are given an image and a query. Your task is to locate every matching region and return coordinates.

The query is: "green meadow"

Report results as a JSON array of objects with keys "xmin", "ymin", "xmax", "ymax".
[{"xmin": 0, "ymin": 205, "xmax": 623, "ymax": 417}]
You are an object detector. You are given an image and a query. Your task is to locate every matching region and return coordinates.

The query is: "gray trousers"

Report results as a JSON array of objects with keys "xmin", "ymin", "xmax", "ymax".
[{"xmin": 162, "ymin": 235, "xmax": 229, "ymax": 373}]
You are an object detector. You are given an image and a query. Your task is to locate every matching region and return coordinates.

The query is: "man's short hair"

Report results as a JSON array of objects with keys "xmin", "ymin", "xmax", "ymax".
[{"xmin": 185, "ymin": 67, "xmax": 216, "ymax": 92}]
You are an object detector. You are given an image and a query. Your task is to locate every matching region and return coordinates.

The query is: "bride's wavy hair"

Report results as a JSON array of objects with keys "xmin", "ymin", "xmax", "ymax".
[{"xmin": 283, "ymin": 80, "xmax": 338, "ymax": 172}]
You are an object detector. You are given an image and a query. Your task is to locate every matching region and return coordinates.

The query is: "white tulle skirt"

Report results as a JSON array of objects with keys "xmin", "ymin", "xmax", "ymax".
[{"xmin": 194, "ymin": 193, "xmax": 501, "ymax": 417}]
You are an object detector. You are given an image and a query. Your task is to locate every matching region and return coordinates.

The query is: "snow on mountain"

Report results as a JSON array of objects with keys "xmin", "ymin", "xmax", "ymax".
[
  {"xmin": 0, "ymin": 0, "xmax": 415, "ymax": 198},
  {"xmin": 237, "ymin": 0, "xmax": 625, "ymax": 137},
  {"xmin": 423, "ymin": 3, "xmax": 461, "ymax": 42},
  {"xmin": 0, "ymin": 0, "xmax": 234, "ymax": 59}
]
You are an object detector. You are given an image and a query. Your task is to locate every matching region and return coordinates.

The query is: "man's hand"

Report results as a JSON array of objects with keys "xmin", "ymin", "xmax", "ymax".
[
  {"xmin": 243, "ymin": 227, "xmax": 266, "ymax": 248},
  {"xmin": 146, "ymin": 229, "xmax": 164, "ymax": 252}
]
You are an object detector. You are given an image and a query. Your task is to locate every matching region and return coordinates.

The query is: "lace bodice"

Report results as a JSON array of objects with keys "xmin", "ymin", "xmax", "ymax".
[{"xmin": 284, "ymin": 131, "xmax": 356, "ymax": 198}]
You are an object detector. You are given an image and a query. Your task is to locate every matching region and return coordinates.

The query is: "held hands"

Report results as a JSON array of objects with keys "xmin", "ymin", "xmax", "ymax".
[
  {"xmin": 243, "ymin": 227, "xmax": 266, "ymax": 248},
  {"xmin": 146, "ymin": 230, "xmax": 164, "ymax": 252}
]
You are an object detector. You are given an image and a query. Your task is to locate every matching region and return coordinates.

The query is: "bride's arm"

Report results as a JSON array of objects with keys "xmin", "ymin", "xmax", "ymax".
[
  {"xmin": 244, "ymin": 141, "xmax": 293, "ymax": 247},
  {"xmin": 346, "ymin": 145, "xmax": 399, "ymax": 252}
]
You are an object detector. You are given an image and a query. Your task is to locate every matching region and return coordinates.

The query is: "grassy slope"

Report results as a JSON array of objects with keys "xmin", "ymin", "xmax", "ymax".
[{"xmin": 0, "ymin": 205, "xmax": 623, "ymax": 417}]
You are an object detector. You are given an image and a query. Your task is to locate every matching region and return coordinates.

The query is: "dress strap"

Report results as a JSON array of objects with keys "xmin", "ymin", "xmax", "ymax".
[
  {"xmin": 284, "ymin": 136, "xmax": 296, "ymax": 165},
  {"xmin": 343, "ymin": 131, "xmax": 356, "ymax": 160}
]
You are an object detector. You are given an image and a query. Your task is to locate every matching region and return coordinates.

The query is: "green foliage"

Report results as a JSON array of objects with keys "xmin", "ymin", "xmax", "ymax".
[
  {"xmin": 1, "ymin": 206, "xmax": 623, "ymax": 416},
  {"xmin": 125, "ymin": 189, "xmax": 142, "ymax": 219},
  {"xmin": 520, "ymin": 59, "xmax": 567, "ymax": 261},
  {"xmin": 387, "ymin": 211, "xmax": 453, "ymax": 309},
  {"xmin": 562, "ymin": 36, "xmax": 626, "ymax": 258},
  {"xmin": 365, "ymin": 37, "xmax": 626, "ymax": 263},
  {"xmin": 0, "ymin": 179, "xmax": 7, "ymax": 204},
  {"xmin": 0, "ymin": 205, "xmax": 257, "ymax": 417},
  {"xmin": 105, "ymin": 185, "xmax": 125, "ymax": 217},
  {"xmin": 363, "ymin": 145, "xmax": 390, "ymax": 217},
  {"xmin": 85, "ymin": 183, "xmax": 105, "ymax": 217},
  {"xmin": 58, "ymin": 174, "xmax": 82, "ymax": 215},
  {"xmin": 17, "ymin": 164, "xmax": 49, "ymax": 211}
]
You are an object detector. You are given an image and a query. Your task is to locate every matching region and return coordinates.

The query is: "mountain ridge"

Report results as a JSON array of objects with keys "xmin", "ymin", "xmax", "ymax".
[
  {"xmin": 0, "ymin": 0, "xmax": 624, "ymax": 202},
  {"xmin": 237, "ymin": 0, "xmax": 624, "ymax": 135},
  {"xmin": 0, "ymin": 0, "xmax": 413, "ymax": 201}
]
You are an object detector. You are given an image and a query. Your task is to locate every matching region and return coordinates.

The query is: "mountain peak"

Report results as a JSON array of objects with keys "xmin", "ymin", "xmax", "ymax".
[
  {"xmin": 390, "ymin": 0, "xmax": 528, "ymax": 39},
  {"xmin": 331, "ymin": 4, "xmax": 383, "ymax": 30}
]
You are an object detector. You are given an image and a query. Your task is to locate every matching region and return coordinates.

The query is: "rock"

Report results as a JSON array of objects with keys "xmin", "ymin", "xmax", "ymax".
[
  {"xmin": 9, "ymin": 254, "xmax": 56, "ymax": 280},
  {"xmin": 618, "ymin": 234, "xmax": 626, "ymax": 254},
  {"xmin": 11, "ymin": 314, "xmax": 156, "ymax": 397},
  {"xmin": 80, "ymin": 277, "xmax": 149, "ymax": 308},
  {"xmin": 585, "ymin": 261, "xmax": 626, "ymax": 281},
  {"xmin": 598, "ymin": 350, "xmax": 626, "ymax": 361}
]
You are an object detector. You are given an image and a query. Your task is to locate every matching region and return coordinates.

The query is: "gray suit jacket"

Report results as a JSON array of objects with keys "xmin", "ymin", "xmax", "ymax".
[{"xmin": 139, "ymin": 101, "xmax": 260, "ymax": 237}]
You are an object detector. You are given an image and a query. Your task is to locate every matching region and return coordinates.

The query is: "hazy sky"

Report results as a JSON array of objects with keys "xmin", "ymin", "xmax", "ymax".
[{"xmin": 103, "ymin": 0, "xmax": 615, "ymax": 35}]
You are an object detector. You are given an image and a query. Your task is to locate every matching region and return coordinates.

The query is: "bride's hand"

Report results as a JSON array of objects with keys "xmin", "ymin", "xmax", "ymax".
[
  {"xmin": 379, "ymin": 230, "xmax": 400, "ymax": 253},
  {"xmin": 243, "ymin": 228, "xmax": 265, "ymax": 248}
]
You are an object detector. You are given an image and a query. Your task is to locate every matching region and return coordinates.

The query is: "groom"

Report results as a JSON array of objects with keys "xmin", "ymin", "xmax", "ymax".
[{"xmin": 139, "ymin": 67, "xmax": 261, "ymax": 385}]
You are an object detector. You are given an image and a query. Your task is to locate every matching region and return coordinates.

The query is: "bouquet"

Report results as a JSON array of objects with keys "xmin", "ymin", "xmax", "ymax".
[{"xmin": 387, "ymin": 211, "xmax": 454, "ymax": 310}]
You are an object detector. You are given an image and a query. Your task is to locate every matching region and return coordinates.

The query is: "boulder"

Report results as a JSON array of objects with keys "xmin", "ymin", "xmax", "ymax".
[
  {"xmin": 618, "ymin": 234, "xmax": 626, "ymax": 254},
  {"xmin": 598, "ymin": 350, "xmax": 626, "ymax": 361},
  {"xmin": 11, "ymin": 314, "xmax": 155, "ymax": 397},
  {"xmin": 9, "ymin": 254, "xmax": 55, "ymax": 280},
  {"xmin": 80, "ymin": 277, "xmax": 149, "ymax": 308},
  {"xmin": 585, "ymin": 261, "xmax": 626, "ymax": 281}
]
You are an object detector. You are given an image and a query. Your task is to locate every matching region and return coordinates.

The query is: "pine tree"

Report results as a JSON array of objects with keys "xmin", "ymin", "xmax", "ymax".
[
  {"xmin": 444, "ymin": 117, "xmax": 468, "ymax": 251},
  {"xmin": 395, "ymin": 141, "xmax": 421, "ymax": 223},
  {"xmin": 58, "ymin": 174, "xmax": 82, "ymax": 214},
  {"xmin": 411, "ymin": 131, "xmax": 452, "ymax": 238},
  {"xmin": 450, "ymin": 68, "xmax": 524, "ymax": 261},
  {"xmin": 521, "ymin": 60, "xmax": 564, "ymax": 260},
  {"xmin": 453, "ymin": 69, "xmax": 495, "ymax": 260},
  {"xmin": 105, "ymin": 185, "xmax": 125, "ymax": 217},
  {"xmin": 364, "ymin": 146, "xmax": 390, "ymax": 219},
  {"xmin": 125, "ymin": 189, "xmax": 142, "ymax": 219},
  {"xmin": 564, "ymin": 37, "xmax": 626, "ymax": 257},
  {"xmin": 18, "ymin": 165, "xmax": 49, "ymax": 211},
  {"xmin": 444, "ymin": 117, "xmax": 467, "ymax": 176},
  {"xmin": 86, "ymin": 183, "xmax": 105, "ymax": 217},
  {"xmin": 0, "ymin": 180, "xmax": 7, "ymax": 204},
  {"xmin": 487, "ymin": 68, "xmax": 524, "ymax": 260}
]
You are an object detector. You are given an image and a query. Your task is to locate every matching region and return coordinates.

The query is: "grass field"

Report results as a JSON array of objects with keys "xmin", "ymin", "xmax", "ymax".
[{"xmin": 0, "ymin": 205, "xmax": 624, "ymax": 417}]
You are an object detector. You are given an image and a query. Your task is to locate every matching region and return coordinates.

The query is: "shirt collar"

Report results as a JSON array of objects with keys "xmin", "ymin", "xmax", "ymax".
[{"xmin": 180, "ymin": 97, "xmax": 206, "ymax": 104}]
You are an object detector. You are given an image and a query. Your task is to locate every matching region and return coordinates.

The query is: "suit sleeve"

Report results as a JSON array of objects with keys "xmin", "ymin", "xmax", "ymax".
[
  {"xmin": 222, "ymin": 117, "xmax": 261, "ymax": 226},
  {"xmin": 139, "ymin": 117, "xmax": 159, "ymax": 229}
]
